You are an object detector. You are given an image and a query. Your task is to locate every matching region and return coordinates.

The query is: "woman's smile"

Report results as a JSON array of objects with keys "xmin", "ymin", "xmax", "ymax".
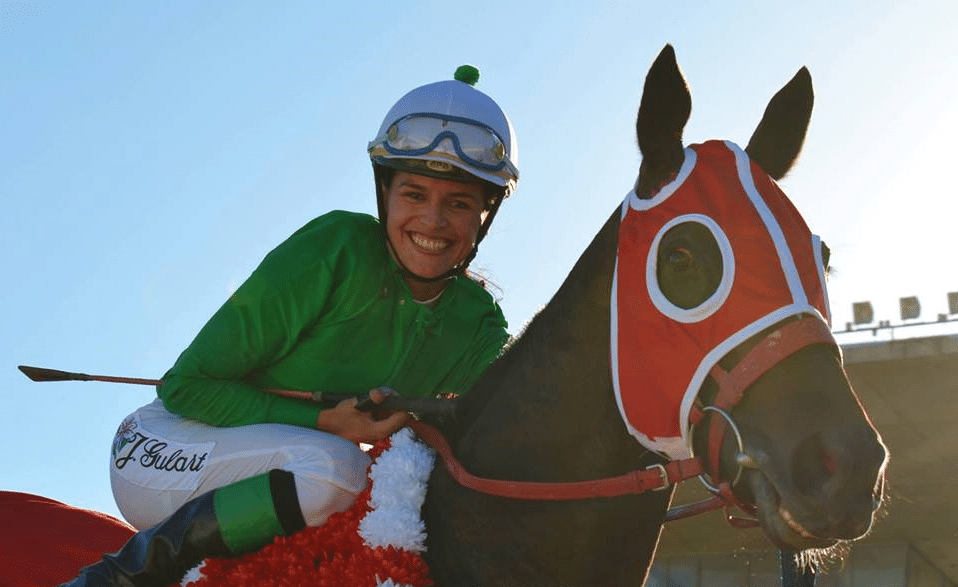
[{"xmin": 409, "ymin": 232, "xmax": 451, "ymax": 253}]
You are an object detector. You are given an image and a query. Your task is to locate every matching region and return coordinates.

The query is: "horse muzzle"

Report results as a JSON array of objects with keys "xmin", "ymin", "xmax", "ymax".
[{"xmin": 743, "ymin": 424, "xmax": 888, "ymax": 550}]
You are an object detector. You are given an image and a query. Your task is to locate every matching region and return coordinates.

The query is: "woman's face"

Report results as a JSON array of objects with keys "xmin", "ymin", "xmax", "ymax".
[{"xmin": 383, "ymin": 170, "xmax": 487, "ymax": 298}]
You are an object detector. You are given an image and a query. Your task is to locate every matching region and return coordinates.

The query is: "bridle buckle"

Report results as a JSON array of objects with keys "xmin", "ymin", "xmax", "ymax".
[{"xmin": 645, "ymin": 463, "xmax": 671, "ymax": 491}]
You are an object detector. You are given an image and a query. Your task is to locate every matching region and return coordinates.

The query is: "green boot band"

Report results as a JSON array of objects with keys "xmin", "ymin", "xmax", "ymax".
[{"xmin": 213, "ymin": 471, "xmax": 286, "ymax": 554}]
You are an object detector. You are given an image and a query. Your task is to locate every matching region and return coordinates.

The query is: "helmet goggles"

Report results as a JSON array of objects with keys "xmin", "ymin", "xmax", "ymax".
[{"xmin": 368, "ymin": 113, "xmax": 519, "ymax": 184}]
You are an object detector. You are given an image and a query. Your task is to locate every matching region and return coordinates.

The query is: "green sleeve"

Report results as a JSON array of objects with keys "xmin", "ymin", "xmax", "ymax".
[
  {"xmin": 439, "ymin": 289, "xmax": 510, "ymax": 395},
  {"xmin": 158, "ymin": 220, "xmax": 339, "ymax": 428}
]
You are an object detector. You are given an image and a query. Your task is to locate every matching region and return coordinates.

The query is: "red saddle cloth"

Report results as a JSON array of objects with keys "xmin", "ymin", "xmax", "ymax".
[{"xmin": 0, "ymin": 491, "xmax": 135, "ymax": 587}]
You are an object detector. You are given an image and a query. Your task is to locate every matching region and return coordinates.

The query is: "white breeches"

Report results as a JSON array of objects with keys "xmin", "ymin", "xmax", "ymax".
[{"xmin": 109, "ymin": 398, "xmax": 371, "ymax": 530}]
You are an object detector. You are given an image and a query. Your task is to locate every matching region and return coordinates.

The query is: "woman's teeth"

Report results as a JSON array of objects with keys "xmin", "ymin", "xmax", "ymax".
[{"xmin": 412, "ymin": 233, "xmax": 448, "ymax": 252}]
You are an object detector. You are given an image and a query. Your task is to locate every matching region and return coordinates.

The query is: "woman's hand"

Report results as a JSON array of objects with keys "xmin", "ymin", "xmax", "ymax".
[{"xmin": 315, "ymin": 387, "xmax": 411, "ymax": 443}]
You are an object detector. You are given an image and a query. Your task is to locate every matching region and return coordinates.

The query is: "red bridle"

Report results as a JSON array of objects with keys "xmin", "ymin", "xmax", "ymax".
[
  {"xmin": 685, "ymin": 316, "xmax": 839, "ymax": 524},
  {"xmin": 411, "ymin": 315, "xmax": 838, "ymax": 525}
]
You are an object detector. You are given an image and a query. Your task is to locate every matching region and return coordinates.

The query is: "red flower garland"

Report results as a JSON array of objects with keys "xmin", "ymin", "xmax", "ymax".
[{"xmin": 179, "ymin": 439, "xmax": 433, "ymax": 587}]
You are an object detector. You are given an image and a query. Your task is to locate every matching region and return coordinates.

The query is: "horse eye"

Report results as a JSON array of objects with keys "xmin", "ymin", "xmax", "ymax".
[
  {"xmin": 655, "ymin": 221, "xmax": 724, "ymax": 311},
  {"xmin": 669, "ymin": 247, "xmax": 694, "ymax": 271}
]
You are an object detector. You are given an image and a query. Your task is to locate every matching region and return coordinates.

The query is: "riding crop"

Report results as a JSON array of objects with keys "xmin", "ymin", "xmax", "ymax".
[{"xmin": 16, "ymin": 365, "xmax": 459, "ymax": 418}]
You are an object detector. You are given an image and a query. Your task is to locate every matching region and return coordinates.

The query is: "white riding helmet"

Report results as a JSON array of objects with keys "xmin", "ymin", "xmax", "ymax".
[{"xmin": 368, "ymin": 66, "xmax": 519, "ymax": 196}]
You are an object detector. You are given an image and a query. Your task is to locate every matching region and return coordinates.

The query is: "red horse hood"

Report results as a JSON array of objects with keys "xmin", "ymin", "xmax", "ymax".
[{"xmin": 612, "ymin": 140, "xmax": 831, "ymax": 459}]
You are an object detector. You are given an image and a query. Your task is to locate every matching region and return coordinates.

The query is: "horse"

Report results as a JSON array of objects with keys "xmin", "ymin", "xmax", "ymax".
[
  {"xmin": 2, "ymin": 45, "xmax": 887, "ymax": 587},
  {"xmin": 421, "ymin": 44, "xmax": 887, "ymax": 586}
]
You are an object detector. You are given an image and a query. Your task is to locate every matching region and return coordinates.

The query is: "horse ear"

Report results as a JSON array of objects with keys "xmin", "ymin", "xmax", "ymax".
[
  {"xmin": 745, "ymin": 67, "xmax": 813, "ymax": 180},
  {"xmin": 635, "ymin": 44, "xmax": 691, "ymax": 198}
]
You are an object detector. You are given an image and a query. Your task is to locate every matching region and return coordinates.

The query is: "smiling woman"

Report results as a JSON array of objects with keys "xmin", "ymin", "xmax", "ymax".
[
  {"xmin": 55, "ymin": 65, "xmax": 522, "ymax": 587},
  {"xmin": 382, "ymin": 171, "xmax": 491, "ymax": 300},
  {"xmin": 368, "ymin": 64, "xmax": 519, "ymax": 293}
]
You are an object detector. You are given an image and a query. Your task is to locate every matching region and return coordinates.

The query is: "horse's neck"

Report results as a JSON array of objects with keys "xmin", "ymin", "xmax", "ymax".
[
  {"xmin": 424, "ymin": 207, "xmax": 668, "ymax": 587},
  {"xmin": 455, "ymin": 207, "xmax": 633, "ymax": 477}
]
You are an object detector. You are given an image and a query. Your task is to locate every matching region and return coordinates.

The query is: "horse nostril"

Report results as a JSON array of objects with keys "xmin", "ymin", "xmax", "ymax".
[{"xmin": 791, "ymin": 434, "xmax": 837, "ymax": 498}]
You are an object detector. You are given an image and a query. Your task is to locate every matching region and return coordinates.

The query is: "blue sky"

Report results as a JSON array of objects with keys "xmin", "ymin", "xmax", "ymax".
[{"xmin": 2, "ymin": 1, "xmax": 956, "ymax": 519}]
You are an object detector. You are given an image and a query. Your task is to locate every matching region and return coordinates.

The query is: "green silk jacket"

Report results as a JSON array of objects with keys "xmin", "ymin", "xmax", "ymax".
[{"xmin": 158, "ymin": 211, "xmax": 509, "ymax": 428}]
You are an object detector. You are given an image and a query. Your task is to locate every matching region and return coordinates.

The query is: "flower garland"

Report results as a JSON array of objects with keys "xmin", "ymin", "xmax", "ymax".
[{"xmin": 179, "ymin": 428, "xmax": 436, "ymax": 587}]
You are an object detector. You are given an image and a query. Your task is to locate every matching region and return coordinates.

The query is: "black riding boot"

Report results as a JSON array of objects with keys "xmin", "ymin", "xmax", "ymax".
[{"xmin": 60, "ymin": 469, "xmax": 306, "ymax": 587}]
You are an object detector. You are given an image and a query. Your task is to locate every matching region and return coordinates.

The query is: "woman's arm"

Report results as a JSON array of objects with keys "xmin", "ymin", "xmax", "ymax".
[
  {"xmin": 159, "ymin": 267, "xmax": 326, "ymax": 428},
  {"xmin": 158, "ymin": 219, "xmax": 340, "ymax": 428}
]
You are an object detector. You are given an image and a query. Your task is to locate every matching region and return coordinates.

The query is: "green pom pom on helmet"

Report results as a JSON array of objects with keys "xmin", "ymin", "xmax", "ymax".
[{"xmin": 453, "ymin": 64, "xmax": 480, "ymax": 86}]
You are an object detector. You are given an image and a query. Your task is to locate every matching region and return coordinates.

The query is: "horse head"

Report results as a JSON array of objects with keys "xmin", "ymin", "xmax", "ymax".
[{"xmin": 622, "ymin": 44, "xmax": 888, "ymax": 552}]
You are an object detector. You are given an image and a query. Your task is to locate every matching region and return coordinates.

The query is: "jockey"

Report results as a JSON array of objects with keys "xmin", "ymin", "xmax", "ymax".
[{"xmin": 61, "ymin": 66, "xmax": 519, "ymax": 587}]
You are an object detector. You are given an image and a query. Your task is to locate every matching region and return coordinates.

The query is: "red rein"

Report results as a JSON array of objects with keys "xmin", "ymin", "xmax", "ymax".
[
  {"xmin": 410, "ymin": 421, "xmax": 703, "ymax": 500},
  {"xmin": 412, "ymin": 316, "xmax": 838, "ymax": 525}
]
